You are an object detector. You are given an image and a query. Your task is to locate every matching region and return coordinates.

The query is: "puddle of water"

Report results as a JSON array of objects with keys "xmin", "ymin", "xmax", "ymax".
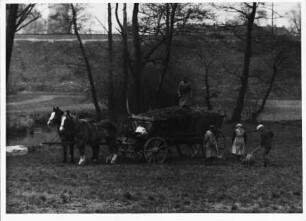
[{"xmin": 7, "ymin": 126, "xmax": 60, "ymax": 147}]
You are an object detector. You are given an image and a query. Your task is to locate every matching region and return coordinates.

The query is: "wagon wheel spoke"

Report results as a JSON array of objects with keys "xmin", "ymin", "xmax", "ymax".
[
  {"xmin": 144, "ymin": 145, "xmax": 167, "ymax": 159},
  {"xmin": 144, "ymin": 137, "xmax": 168, "ymax": 164},
  {"xmin": 147, "ymin": 155, "xmax": 153, "ymax": 164},
  {"xmin": 155, "ymin": 148, "xmax": 168, "ymax": 161}
]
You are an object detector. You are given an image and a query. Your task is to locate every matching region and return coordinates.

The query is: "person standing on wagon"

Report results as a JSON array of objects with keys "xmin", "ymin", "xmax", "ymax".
[
  {"xmin": 204, "ymin": 125, "xmax": 219, "ymax": 164},
  {"xmin": 231, "ymin": 123, "xmax": 247, "ymax": 161},
  {"xmin": 177, "ymin": 77, "xmax": 192, "ymax": 108}
]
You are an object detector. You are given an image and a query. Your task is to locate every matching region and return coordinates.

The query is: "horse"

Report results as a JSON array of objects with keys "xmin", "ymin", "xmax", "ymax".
[
  {"xmin": 59, "ymin": 111, "xmax": 118, "ymax": 165},
  {"xmin": 47, "ymin": 107, "xmax": 75, "ymax": 163}
]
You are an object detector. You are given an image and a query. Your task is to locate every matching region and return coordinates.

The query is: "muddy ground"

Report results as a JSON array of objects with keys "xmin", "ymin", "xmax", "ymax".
[{"xmin": 6, "ymin": 120, "xmax": 302, "ymax": 213}]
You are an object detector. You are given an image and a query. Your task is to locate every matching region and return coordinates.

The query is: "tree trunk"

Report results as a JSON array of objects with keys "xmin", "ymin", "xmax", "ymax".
[
  {"xmin": 251, "ymin": 60, "xmax": 277, "ymax": 122},
  {"xmin": 107, "ymin": 3, "xmax": 115, "ymax": 117},
  {"xmin": 6, "ymin": 4, "xmax": 18, "ymax": 83},
  {"xmin": 71, "ymin": 4, "xmax": 101, "ymax": 120},
  {"xmin": 231, "ymin": 3, "xmax": 257, "ymax": 122},
  {"xmin": 122, "ymin": 3, "xmax": 129, "ymax": 108},
  {"xmin": 204, "ymin": 66, "xmax": 212, "ymax": 110},
  {"xmin": 115, "ymin": 3, "xmax": 130, "ymax": 112},
  {"xmin": 132, "ymin": 3, "xmax": 143, "ymax": 112},
  {"xmin": 154, "ymin": 4, "xmax": 177, "ymax": 107}
]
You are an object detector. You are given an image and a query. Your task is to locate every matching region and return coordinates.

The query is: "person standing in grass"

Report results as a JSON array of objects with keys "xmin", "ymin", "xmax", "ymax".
[
  {"xmin": 246, "ymin": 124, "xmax": 274, "ymax": 167},
  {"xmin": 204, "ymin": 125, "xmax": 218, "ymax": 164},
  {"xmin": 231, "ymin": 123, "xmax": 247, "ymax": 161}
]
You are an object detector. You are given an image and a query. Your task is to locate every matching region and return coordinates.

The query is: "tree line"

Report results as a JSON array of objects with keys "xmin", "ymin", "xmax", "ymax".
[{"xmin": 6, "ymin": 3, "xmax": 301, "ymax": 122}]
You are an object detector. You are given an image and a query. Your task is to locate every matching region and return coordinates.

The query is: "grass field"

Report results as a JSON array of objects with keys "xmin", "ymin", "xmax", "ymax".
[
  {"xmin": 6, "ymin": 92, "xmax": 302, "ymax": 213},
  {"xmin": 7, "ymin": 92, "xmax": 97, "ymax": 114},
  {"xmin": 6, "ymin": 120, "xmax": 302, "ymax": 213}
]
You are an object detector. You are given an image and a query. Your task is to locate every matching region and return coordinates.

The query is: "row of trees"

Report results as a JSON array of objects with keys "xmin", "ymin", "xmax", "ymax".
[{"xmin": 6, "ymin": 3, "xmax": 301, "ymax": 122}]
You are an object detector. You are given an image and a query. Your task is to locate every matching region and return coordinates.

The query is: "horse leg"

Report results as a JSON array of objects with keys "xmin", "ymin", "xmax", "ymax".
[
  {"xmin": 78, "ymin": 143, "xmax": 86, "ymax": 165},
  {"xmin": 95, "ymin": 144, "xmax": 100, "ymax": 161},
  {"xmin": 109, "ymin": 138, "xmax": 118, "ymax": 164},
  {"xmin": 91, "ymin": 145, "xmax": 95, "ymax": 160},
  {"xmin": 91, "ymin": 144, "xmax": 99, "ymax": 162},
  {"xmin": 69, "ymin": 143, "xmax": 75, "ymax": 163},
  {"xmin": 62, "ymin": 144, "xmax": 67, "ymax": 163}
]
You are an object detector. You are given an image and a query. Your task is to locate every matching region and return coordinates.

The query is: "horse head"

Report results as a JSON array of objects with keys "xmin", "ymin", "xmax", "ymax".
[
  {"xmin": 47, "ymin": 106, "xmax": 64, "ymax": 127},
  {"xmin": 59, "ymin": 111, "xmax": 77, "ymax": 136}
]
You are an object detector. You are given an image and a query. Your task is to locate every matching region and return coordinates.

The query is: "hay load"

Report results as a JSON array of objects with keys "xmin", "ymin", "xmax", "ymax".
[{"xmin": 131, "ymin": 106, "xmax": 225, "ymax": 136}]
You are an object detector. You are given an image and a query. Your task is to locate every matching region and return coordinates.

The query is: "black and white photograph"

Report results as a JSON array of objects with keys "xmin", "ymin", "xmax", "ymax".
[{"xmin": 2, "ymin": 0, "xmax": 304, "ymax": 218}]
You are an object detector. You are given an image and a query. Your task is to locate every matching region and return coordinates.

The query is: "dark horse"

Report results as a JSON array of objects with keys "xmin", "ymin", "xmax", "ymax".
[
  {"xmin": 59, "ymin": 111, "xmax": 118, "ymax": 165},
  {"xmin": 47, "ymin": 107, "xmax": 75, "ymax": 163}
]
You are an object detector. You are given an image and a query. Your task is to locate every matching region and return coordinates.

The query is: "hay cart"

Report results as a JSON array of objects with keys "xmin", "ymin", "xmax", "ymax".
[{"xmin": 118, "ymin": 106, "xmax": 226, "ymax": 163}]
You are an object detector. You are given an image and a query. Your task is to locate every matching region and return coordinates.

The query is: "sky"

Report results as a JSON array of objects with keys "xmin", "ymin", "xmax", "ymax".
[{"xmin": 35, "ymin": 2, "xmax": 301, "ymax": 34}]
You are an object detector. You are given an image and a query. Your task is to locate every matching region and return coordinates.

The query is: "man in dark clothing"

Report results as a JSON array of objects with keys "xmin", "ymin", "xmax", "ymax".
[
  {"xmin": 177, "ymin": 77, "xmax": 192, "ymax": 108},
  {"xmin": 251, "ymin": 124, "xmax": 274, "ymax": 167},
  {"xmin": 244, "ymin": 124, "xmax": 274, "ymax": 167}
]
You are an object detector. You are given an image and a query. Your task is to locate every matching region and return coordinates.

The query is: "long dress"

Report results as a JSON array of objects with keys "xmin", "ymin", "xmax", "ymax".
[
  {"xmin": 204, "ymin": 130, "xmax": 218, "ymax": 158},
  {"xmin": 231, "ymin": 128, "xmax": 247, "ymax": 156}
]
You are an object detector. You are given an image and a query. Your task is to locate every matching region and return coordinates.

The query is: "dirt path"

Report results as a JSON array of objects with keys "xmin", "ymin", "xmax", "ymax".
[{"xmin": 7, "ymin": 95, "xmax": 57, "ymax": 106}]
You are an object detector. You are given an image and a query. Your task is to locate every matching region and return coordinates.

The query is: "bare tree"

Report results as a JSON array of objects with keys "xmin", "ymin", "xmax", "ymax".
[
  {"xmin": 47, "ymin": 4, "xmax": 72, "ymax": 34},
  {"xmin": 250, "ymin": 28, "xmax": 296, "ymax": 121},
  {"xmin": 115, "ymin": 3, "xmax": 129, "ymax": 108},
  {"xmin": 132, "ymin": 3, "xmax": 144, "ymax": 112},
  {"xmin": 200, "ymin": 47, "xmax": 218, "ymax": 110},
  {"xmin": 6, "ymin": 4, "xmax": 40, "ymax": 83},
  {"xmin": 288, "ymin": 8, "xmax": 301, "ymax": 35},
  {"xmin": 115, "ymin": 3, "xmax": 210, "ymax": 111},
  {"xmin": 218, "ymin": 3, "xmax": 260, "ymax": 122},
  {"xmin": 71, "ymin": 4, "xmax": 101, "ymax": 120},
  {"xmin": 107, "ymin": 3, "xmax": 115, "ymax": 117},
  {"xmin": 153, "ymin": 3, "xmax": 178, "ymax": 107}
]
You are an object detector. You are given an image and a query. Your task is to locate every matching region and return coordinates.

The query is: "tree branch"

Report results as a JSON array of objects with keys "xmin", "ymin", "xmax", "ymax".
[
  {"xmin": 16, "ymin": 15, "xmax": 40, "ymax": 32},
  {"xmin": 95, "ymin": 16, "xmax": 108, "ymax": 33}
]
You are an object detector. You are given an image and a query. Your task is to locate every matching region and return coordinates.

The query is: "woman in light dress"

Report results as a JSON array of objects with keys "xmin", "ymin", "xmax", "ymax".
[{"xmin": 231, "ymin": 123, "xmax": 247, "ymax": 160}]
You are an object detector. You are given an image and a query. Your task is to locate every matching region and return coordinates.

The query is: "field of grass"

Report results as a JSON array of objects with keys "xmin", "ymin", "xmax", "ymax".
[
  {"xmin": 7, "ymin": 92, "xmax": 97, "ymax": 113},
  {"xmin": 6, "ymin": 120, "xmax": 302, "ymax": 213}
]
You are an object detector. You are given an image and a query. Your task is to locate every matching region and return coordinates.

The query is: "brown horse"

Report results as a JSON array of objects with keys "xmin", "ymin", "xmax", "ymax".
[
  {"xmin": 47, "ymin": 107, "xmax": 75, "ymax": 163},
  {"xmin": 59, "ymin": 111, "xmax": 118, "ymax": 165}
]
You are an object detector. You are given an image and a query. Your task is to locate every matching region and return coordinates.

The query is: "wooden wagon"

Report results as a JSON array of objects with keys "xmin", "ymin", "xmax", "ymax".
[{"xmin": 118, "ymin": 106, "xmax": 226, "ymax": 163}]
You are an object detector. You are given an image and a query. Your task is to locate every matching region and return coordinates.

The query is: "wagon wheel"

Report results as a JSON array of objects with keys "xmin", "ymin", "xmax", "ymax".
[
  {"xmin": 176, "ymin": 144, "xmax": 201, "ymax": 158},
  {"xmin": 144, "ymin": 137, "xmax": 168, "ymax": 164},
  {"xmin": 202, "ymin": 129, "xmax": 226, "ymax": 158}
]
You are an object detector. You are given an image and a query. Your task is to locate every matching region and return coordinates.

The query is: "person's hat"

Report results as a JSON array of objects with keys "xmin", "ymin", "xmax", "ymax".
[
  {"xmin": 236, "ymin": 123, "xmax": 243, "ymax": 128},
  {"xmin": 256, "ymin": 124, "xmax": 264, "ymax": 131}
]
